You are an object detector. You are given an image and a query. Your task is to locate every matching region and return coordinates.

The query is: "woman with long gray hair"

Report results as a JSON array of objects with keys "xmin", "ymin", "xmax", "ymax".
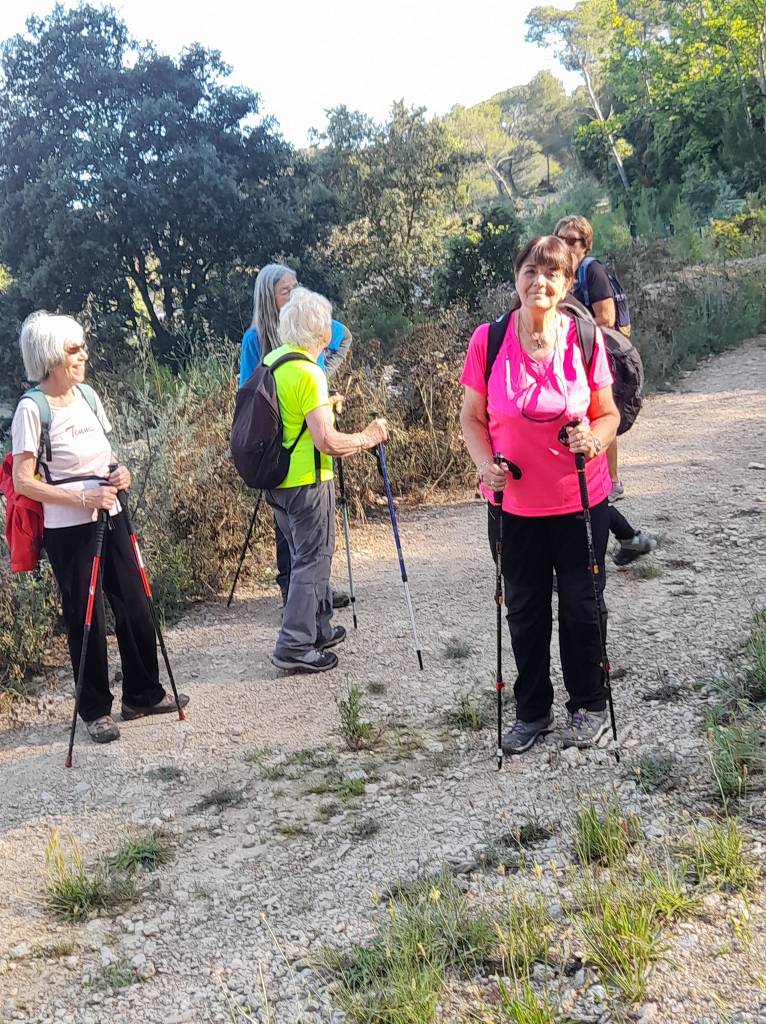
[{"xmin": 238, "ymin": 264, "xmax": 353, "ymax": 607}]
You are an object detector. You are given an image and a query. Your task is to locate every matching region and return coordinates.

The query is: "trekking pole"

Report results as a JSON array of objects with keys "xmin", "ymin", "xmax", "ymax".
[
  {"xmin": 336, "ymin": 457, "xmax": 358, "ymax": 629},
  {"xmin": 573, "ymin": 450, "xmax": 620, "ymax": 763},
  {"xmin": 227, "ymin": 493, "xmax": 262, "ymax": 607},
  {"xmin": 375, "ymin": 441, "xmax": 423, "ymax": 670},
  {"xmin": 116, "ymin": 489, "xmax": 185, "ymax": 721},
  {"xmin": 65, "ymin": 508, "xmax": 109, "ymax": 768},
  {"xmin": 491, "ymin": 454, "xmax": 522, "ymax": 771}
]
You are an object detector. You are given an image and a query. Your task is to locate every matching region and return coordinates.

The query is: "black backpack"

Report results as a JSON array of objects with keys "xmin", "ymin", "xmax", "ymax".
[
  {"xmin": 486, "ymin": 296, "xmax": 644, "ymax": 436},
  {"xmin": 231, "ymin": 352, "xmax": 317, "ymax": 489}
]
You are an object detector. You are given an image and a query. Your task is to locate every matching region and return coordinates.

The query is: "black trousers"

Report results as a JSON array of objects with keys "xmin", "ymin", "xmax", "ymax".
[
  {"xmin": 274, "ymin": 516, "xmax": 291, "ymax": 604},
  {"xmin": 609, "ymin": 504, "xmax": 635, "ymax": 541},
  {"xmin": 44, "ymin": 512, "xmax": 165, "ymax": 722},
  {"xmin": 488, "ymin": 500, "xmax": 610, "ymax": 722}
]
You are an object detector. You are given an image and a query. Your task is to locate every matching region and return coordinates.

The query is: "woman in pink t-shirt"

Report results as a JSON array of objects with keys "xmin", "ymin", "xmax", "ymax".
[{"xmin": 460, "ymin": 235, "xmax": 620, "ymax": 756}]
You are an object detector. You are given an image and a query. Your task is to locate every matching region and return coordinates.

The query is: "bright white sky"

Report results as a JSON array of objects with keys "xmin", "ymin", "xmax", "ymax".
[{"xmin": 0, "ymin": 1, "xmax": 580, "ymax": 146}]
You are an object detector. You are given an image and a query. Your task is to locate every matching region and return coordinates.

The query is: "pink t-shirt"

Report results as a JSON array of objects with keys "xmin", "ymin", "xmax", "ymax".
[{"xmin": 460, "ymin": 312, "xmax": 613, "ymax": 516}]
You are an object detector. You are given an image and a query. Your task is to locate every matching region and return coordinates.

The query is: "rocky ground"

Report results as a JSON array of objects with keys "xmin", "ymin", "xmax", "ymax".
[{"xmin": 1, "ymin": 338, "xmax": 766, "ymax": 1024}]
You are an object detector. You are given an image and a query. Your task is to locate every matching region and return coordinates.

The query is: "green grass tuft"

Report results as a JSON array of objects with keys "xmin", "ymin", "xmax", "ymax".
[
  {"xmin": 575, "ymin": 874, "xmax": 666, "ymax": 1004},
  {"xmin": 447, "ymin": 694, "xmax": 488, "ymax": 732},
  {"xmin": 496, "ymin": 889, "xmax": 553, "ymax": 981},
  {"xmin": 634, "ymin": 750, "xmax": 677, "ymax": 793},
  {"xmin": 339, "ymin": 776, "xmax": 366, "ymax": 800},
  {"xmin": 323, "ymin": 870, "xmax": 499, "ymax": 1022},
  {"xmin": 337, "ymin": 685, "xmax": 376, "ymax": 750},
  {"xmin": 573, "ymin": 797, "xmax": 642, "ymax": 867},
  {"xmin": 687, "ymin": 818, "xmax": 758, "ymax": 893},
  {"xmin": 491, "ymin": 979, "xmax": 558, "ymax": 1023},
  {"xmin": 44, "ymin": 831, "xmax": 107, "ymax": 922},
  {"xmin": 109, "ymin": 829, "xmax": 173, "ymax": 873}
]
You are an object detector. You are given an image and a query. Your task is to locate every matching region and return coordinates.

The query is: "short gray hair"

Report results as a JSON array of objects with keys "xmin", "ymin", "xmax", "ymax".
[
  {"xmin": 19, "ymin": 310, "xmax": 84, "ymax": 381},
  {"xmin": 251, "ymin": 263, "xmax": 296, "ymax": 357},
  {"xmin": 279, "ymin": 287, "xmax": 332, "ymax": 351}
]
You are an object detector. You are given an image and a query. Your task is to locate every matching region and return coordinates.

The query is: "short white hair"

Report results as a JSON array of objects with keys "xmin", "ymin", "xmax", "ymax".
[
  {"xmin": 279, "ymin": 287, "xmax": 332, "ymax": 351},
  {"xmin": 19, "ymin": 310, "xmax": 84, "ymax": 381}
]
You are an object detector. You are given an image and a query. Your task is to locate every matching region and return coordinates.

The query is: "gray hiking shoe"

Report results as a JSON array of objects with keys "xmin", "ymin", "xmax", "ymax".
[
  {"xmin": 562, "ymin": 708, "xmax": 609, "ymax": 749},
  {"xmin": 501, "ymin": 710, "xmax": 554, "ymax": 755},
  {"xmin": 271, "ymin": 648, "xmax": 339, "ymax": 673},
  {"xmin": 613, "ymin": 529, "xmax": 656, "ymax": 566},
  {"xmin": 86, "ymin": 715, "xmax": 120, "ymax": 744}
]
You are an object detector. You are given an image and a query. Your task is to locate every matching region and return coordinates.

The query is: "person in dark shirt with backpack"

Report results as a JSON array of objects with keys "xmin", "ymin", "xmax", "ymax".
[{"xmin": 554, "ymin": 215, "xmax": 655, "ymax": 566}]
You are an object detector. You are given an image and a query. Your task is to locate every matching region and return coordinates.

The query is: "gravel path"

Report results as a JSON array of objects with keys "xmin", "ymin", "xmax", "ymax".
[{"xmin": 1, "ymin": 337, "xmax": 766, "ymax": 1024}]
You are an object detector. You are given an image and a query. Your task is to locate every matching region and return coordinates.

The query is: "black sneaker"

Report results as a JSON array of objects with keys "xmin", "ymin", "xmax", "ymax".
[
  {"xmin": 332, "ymin": 590, "xmax": 350, "ymax": 609},
  {"xmin": 501, "ymin": 711, "xmax": 554, "ymax": 754},
  {"xmin": 271, "ymin": 649, "xmax": 339, "ymax": 673},
  {"xmin": 613, "ymin": 529, "xmax": 656, "ymax": 566},
  {"xmin": 122, "ymin": 692, "xmax": 190, "ymax": 721},
  {"xmin": 318, "ymin": 625, "xmax": 346, "ymax": 650}
]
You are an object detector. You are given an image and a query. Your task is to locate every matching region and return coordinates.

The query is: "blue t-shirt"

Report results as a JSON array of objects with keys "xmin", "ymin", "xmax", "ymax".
[{"xmin": 239, "ymin": 320, "xmax": 346, "ymax": 388}]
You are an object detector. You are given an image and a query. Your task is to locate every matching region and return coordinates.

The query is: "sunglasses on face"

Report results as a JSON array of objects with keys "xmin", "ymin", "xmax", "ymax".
[
  {"xmin": 559, "ymin": 235, "xmax": 584, "ymax": 247},
  {"xmin": 65, "ymin": 342, "xmax": 89, "ymax": 357}
]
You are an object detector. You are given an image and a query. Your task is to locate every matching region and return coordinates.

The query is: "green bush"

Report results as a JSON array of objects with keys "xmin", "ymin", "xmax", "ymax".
[{"xmin": 0, "ymin": 559, "xmax": 59, "ymax": 690}]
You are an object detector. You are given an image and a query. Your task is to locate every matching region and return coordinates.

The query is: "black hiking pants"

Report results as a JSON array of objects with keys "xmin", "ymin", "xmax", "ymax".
[
  {"xmin": 608, "ymin": 504, "xmax": 636, "ymax": 541},
  {"xmin": 488, "ymin": 500, "xmax": 610, "ymax": 722},
  {"xmin": 44, "ymin": 513, "xmax": 165, "ymax": 722}
]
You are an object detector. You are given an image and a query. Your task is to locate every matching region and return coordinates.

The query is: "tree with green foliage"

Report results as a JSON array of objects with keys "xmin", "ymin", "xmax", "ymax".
[
  {"xmin": 0, "ymin": 4, "xmax": 298, "ymax": 362},
  {"xmin": 526, "ymin": 0, "xmax": 631, "ymax": 191},
  {"xmin": 437, "ymin": 204, "xmax": 524, "ymax": 310},
  {"xmin": 312, "ymin": 101, "xmax": 467, "ymax": 335},
  {"xmin": 447, "ymin": 71, "xmax": 575, "ymax": 202}
]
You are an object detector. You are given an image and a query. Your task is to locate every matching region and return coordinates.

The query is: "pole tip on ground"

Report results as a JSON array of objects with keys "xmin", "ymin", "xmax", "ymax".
[
  {"xmin": 417, "ymin": 651, "xmax": 424, "ymax": 671},
  {"xmin": 178, "ymin": 708, "xmax": 186, "ymax": 721},
  {"xmin": 64, "ymin": 755, "xmax": 72, "ymax": 768}
]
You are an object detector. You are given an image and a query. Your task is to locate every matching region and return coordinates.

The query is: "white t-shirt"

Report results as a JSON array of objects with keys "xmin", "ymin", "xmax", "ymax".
[{"xmin": 11, "ymin": 388, "xmax": 117, "ymax": 529}]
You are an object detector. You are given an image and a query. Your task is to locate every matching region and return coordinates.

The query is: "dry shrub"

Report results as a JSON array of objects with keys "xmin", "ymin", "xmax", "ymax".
[{"xmin": 335, "ymin": 312, "xmax": 475, "ymax": 515}]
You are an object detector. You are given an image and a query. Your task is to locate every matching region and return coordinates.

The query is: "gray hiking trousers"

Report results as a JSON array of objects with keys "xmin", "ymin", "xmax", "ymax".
[{"xmin": 265, "ymin": 481, "xmax": 335, "ymax": 658}]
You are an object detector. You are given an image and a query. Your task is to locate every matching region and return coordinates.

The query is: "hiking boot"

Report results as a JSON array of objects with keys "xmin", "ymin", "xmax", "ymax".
[
  {"xmin": 562, "ymin": 708, "xmax": 609, "ymax": 749},
  {"xmin": 613, "ymin": 529, "xmax": 657, "ymax": 566},
  {"xmin": 608, "ymin": 479, "xmax": 625, "ymax": 503},
  {"xmin": 318, "ymin": 625, "xmax": 346, "ymax": 650},
  {"xmin": 271, "ymin": 648, "xmax": 339, "ymax": 673},
  {"xmin": 86, "ymin": 715, "xmax": 120, "ymax": 744},
  {"xmin": 501, "ymin": 710, "xmax": 554, "ymax": 755},
  {"xmin": 122, "ymin": 692, "xmax": 190, "ymax": 721},
  {"xmin": 332, "ymin": 589, "xmax": 350, "ymax": 609}
]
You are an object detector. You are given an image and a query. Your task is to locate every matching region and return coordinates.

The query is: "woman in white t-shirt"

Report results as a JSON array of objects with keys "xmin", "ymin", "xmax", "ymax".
[{"xmin": 11, "ymin": 311, "xmax": 189, "ymax": 745}]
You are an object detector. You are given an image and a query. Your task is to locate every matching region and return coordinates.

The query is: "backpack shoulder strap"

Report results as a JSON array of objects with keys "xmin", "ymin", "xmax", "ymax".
[
  {"xmin": 485, "ymin": 312, "xmax": 512, "ymax": 385},
  {"xmin": 20, "ymin": 387, "xmax": 52, "ymax": 463},
  {"xmin": 577, "ymin": 256, "xmax": 595, "ymax": 307},
  {"xmin": 572, "ymin": 316, "xmax": 597, "ymax": 374},
  {"xmin": 268, "ymin": 351, "xmax": 314, "ymax": 372},
  {"xmin": 76, "ymin": 382, "xmax": 99, "ymax": 416}
]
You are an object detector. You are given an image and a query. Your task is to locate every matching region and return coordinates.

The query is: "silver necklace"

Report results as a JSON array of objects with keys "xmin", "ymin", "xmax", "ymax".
[{"xmin": 519, "ymin": 311, "xmax": 560, "ymax": 353}]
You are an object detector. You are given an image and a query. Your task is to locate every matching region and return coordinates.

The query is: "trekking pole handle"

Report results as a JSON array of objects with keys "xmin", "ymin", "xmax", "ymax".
[{"xmin": 492, "ymin": 453, "xmax": 522, "ymax": 481}]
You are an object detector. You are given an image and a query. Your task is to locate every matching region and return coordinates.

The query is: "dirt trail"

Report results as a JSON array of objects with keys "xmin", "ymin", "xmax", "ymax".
[{"xmin": 1, "ymin": 338, "xmax": 766, "ymax": 1024}]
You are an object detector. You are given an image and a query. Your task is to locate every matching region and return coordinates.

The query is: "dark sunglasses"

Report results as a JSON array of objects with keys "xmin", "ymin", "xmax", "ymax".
[{"xmin": 558, "ymin": 235, "xmax": 584, "ymax": 247}]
